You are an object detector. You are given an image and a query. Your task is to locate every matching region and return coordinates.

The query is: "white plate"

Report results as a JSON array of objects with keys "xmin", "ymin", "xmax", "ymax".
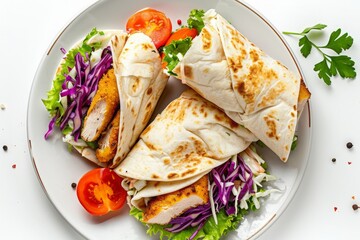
[{"xmin": 27, "ymin": 0, "xmax": 312, "ymax": 239}]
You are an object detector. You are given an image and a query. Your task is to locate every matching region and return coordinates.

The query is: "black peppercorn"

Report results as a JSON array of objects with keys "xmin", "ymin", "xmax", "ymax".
[
  {"xmin": 2, "ymin": 145, "xmax": 8, "ymax": 151},
  {"xmin": 352, "ymin": 204, "xmax": 359, "ymax": 211},
  {"xmin": 347, "ymin": 142, "xmax": 353, "ymax": 149},
  {"xmin": 332, "ymin": 158, "xmax": 336, "ymax": 163},
  {"xmin": 71, "ymin": 183, "xmax": 77, "ymax": 189}
]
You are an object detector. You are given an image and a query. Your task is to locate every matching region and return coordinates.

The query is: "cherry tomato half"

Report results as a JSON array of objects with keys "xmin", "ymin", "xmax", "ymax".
[
  {"xmin": 126, "ymin": 8, "xmax": 172, "ymax": 49},
  {"xmin": 76, "ymin": 168, "xmax": 126, "ymax": 216},
  {"xmin": 164, "ymin": 27, "xmax": 198, "ymax": 46}
]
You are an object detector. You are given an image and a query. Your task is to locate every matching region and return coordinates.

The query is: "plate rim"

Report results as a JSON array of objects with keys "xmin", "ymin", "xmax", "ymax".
[{"xmin": 26, "ymin": 0, "xmax": 313, "ymax": 239}]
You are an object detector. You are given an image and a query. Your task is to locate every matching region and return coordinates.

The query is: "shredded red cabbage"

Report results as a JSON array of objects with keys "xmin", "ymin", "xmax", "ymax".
[
  {"xmin": 165, "ymin": 155, "xmax": 254, "ymax": 239},
  {"xmin": 60, "ymin": 47, "xmax": 67, "ymax": 54},
  {"xmin": 44, "ymin": 46, "xmax": 113, "ymax": 140},
  {"xmin": 44, "ymin": 113, "xmax": 58, "ymax": 140}
]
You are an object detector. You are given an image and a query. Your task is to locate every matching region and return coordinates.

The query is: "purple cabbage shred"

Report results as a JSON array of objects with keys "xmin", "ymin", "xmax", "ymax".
[
  {"xmin": 164, "ymin": 155, "xmax": 254, "ymax": 240},
  {"xmin": 44, "ymin": 46, "xmax": 113, "ymax": 140}
]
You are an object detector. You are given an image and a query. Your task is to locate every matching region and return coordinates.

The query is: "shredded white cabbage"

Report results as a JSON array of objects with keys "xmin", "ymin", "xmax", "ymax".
[
  {"xmin": 90, "ymin": 48, "xmax": 103, "ymax": 68},
  {"xmin": 62, "ymin": 134, "xmax": 87, "ymax": 147},
  {"xmin": 240, "ymin": 192, "xmax": 252, "ymax": 210},
  {"xmin": 255, "ymin": 189, "xmax": 281, "ymax": 199},
  {"xmin": 246, "ymin": 147, "xmax": 265, "ymax": 165},
  {"xmin": 253, "ymin": 196, "xmax": 260, "ymax": 209},
  {"xmin": 176, "ymin": 53, "xmax": 184, "ymax": 61},
  {"xmin": 209, "ymin": 182, "xmax": 218, "ymax": 225},
  {"xmin": 240, "ymin": 151, "xmax": 266, "ymax": 175},
  {"xmin": 67, "ymin": 119, "xmax": 74, "ymax": 130},
  {"xmin": 252, "ymin": 189, "xmax": 281, "ymax": 210},
  {"xmin": 254, "ymin": 173, "xmax": 277, "ymax": 187},
  {"xmin": 60, "ymin": 96, "xmax": 68, "ymax": 110},
  {"xmin": 231, "ymin": 155, "xmax": 237, "ymax": 167},
  {"xmin": 233, "ymin": 186, "xmax": 241, "ymax": 216},
  {"xmin": 68, "ymin": 67, "xmax": 77, "ymax": 79}
]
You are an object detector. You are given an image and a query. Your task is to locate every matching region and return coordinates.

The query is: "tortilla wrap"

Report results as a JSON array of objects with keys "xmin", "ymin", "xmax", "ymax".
[
  {"xmin": 127, "ymin": 171, "xmax": 209, "ymax": 210},
  {"xmin": 66, "ymin": 30, "xmax": 126, "ymax": 166},
  {"xmin": 173, "ymin": 10, "xmax": 304, "ymax": 162},
  {"xmin": 110, "ymin": 32, "xmax": 168, "ymax": 167},
  {"xmin": 115, "ymin": 89, "xmax": 257, "ymax": 182},
  {"xmin": 65, "ymin": 31, "xmax": 168, "ymax": 167}
]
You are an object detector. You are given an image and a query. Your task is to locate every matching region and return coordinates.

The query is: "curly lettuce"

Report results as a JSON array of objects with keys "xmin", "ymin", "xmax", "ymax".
[
  {"xmin": 130, "ymin": 207, "xmax": 248, "ymax": 240},
  {"xmin": 163, "ymin": 9, "xmax": 206, "ymax": 76},
  {"xmin": 163, "ymin": 37, "xmax": 193, "ymax": 76},
  {"xmin": 187, "ymin": 9, "xmax": 205, "ymax": 33}
]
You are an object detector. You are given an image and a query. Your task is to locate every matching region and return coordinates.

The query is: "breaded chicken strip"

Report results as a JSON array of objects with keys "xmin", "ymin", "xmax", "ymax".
[
  {"xmin": 96, "ymin": 109, "xmax": 120, "ymax": 163},
  {"xmin": 143, "ymin": 175, "xmax": 209, "ymax": 225},
  {"xmin": 297, "ymin": 80, "xmax": 311, "ymax": 116},
  {"xmin": 81, "ymin": 68, "xmax": 119, "ymax": 142}
]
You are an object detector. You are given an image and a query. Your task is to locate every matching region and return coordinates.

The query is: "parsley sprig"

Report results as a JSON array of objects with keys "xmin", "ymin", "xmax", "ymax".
[{"xmin": 283, "ymin": 24, "xmax": 356, "ymax": 85}]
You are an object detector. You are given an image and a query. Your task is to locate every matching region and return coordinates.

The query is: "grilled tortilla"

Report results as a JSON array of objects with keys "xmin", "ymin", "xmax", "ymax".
[
  {"xmin": 115, "ymin": 89, "xmax": 257, "ymax": 181},
  {"xmin": 172, "ymin": 9, "xmax": 310, "ymax": 162},
  {"xmin": 110, "ymin": 32, "xmax": 168, "ymax": 167}
]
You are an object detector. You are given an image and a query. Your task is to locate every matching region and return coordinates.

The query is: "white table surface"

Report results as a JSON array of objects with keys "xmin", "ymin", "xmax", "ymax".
[{"xmin": 1, "ymin": 0, "xmax": 360, "ymax": 239}]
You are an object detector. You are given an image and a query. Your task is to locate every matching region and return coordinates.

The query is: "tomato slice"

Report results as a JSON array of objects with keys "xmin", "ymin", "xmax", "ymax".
[
  {"xmin": 164, "ymin": 27, "xmax": 198, "ymax": 46},
  {"xmin": 76, "ymin": 168, "xmax": 126, "ymax": 216},
  {"xmin": 161, "ymin": 27, "xmax": 198, "ymax": 68},
  {"xmin": 126, "ymin": 8, "xmax": 172, "ymax": 49}
]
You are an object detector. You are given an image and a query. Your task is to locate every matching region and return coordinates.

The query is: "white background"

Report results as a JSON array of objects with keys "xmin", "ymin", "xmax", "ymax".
[{"xmin": 1, "ymin": 0, "xmax": 360, "ymax": 239}]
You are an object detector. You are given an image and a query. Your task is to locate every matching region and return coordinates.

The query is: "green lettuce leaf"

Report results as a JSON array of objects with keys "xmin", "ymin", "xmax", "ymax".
[
  {"xmin": 129, "ymin": 206, "xmax": 248, "ymax": 240},
  {"xmin": 187, "ymin": 9, "xmax": 205, "ymax": 33},
  {"xmin": 163, "ymin": 37, "xmax": 192, "ymax": 76},
  {"xmin": 42, "ymin": 28, "xmax": 104, "ymax": 118},
  {"xmin": 162, "ymin": 9, "xmax": 206, "ymax": 76}
]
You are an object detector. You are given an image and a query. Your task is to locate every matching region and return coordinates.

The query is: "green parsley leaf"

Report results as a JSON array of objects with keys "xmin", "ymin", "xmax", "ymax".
[
  {"xmin": 312, "ymin": 55, "xmax": 356, "ymax": 85},
  {"xmin": 163, "ymin": 37, "xmax": 192, "ymax": 75},
  {"xmin": 330, "ymin": 55, "xmax": 356, "ymax": 79},
  {"xmin": 299, "ymin": 36, "xmax": 312, "ymax": 57},
  {"xmin": 187, "ymin": 9, "xmax": 205, "ymax": 33},
  {"xmin": 301, "ymin": 23, "xmax": 327, "ymax": 34},
  {"xmin": 314, "ymin": 59, "xmax": 332, "ymax": 85},
  {"xmin": 283, "ymin": 23, "xmax": 327, "ymax": 36},
  {"xmin": 322, "ymin": 29, "xmax": 353, "ymax": 54},
  {"xmin": 283, "ymin": 24, "xmax": 356, "ymax": 85}
]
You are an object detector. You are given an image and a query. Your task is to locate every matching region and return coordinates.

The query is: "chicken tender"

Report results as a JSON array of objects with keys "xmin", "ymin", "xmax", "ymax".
[
  {"xmin": 143, "ymin": 175, "xmax": 209, "ymax": 225},
  {"xmin": 298, "ymin": 80, "xmax": 311, "ymax": 103},
  {"xmin": 297, "ymin": 80, "xmax": 311, "ymax": 117},
  {"xmin": 81, "ymin": 68, "xmax": 119, "ymax": 142},
  {"xmin": 96, "ymin": 109, "xmax": 120, "ymax": 163}
]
